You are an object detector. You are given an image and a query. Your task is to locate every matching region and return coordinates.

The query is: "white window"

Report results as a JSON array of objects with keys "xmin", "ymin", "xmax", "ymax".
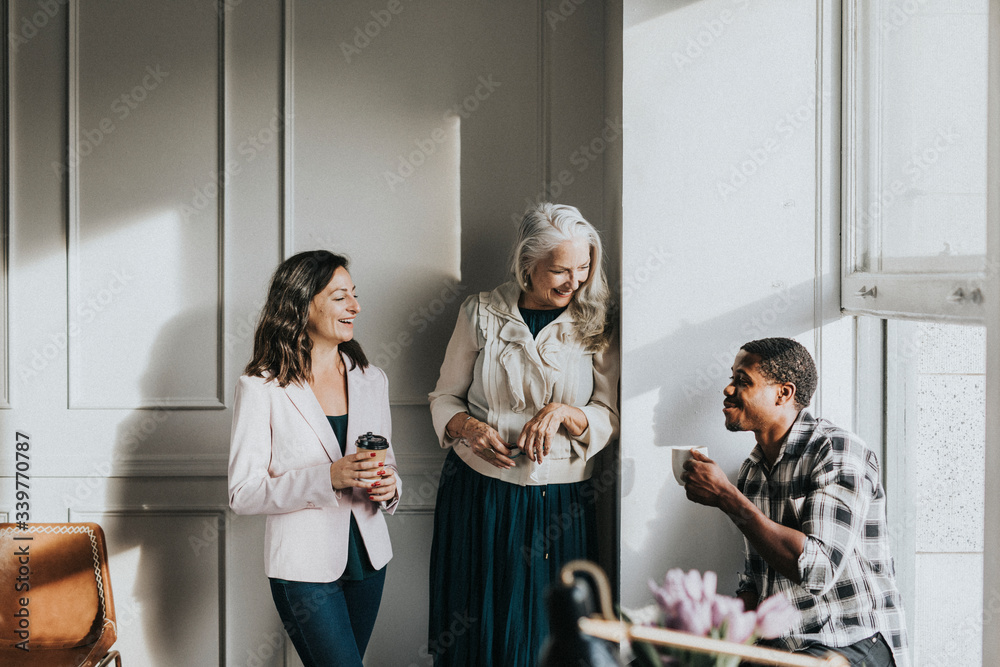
[
  {"xmin": 882, "ymin": 320, "xmax": 986, "ymax": 665},
  {"xmin": 843, "ymin": 2, "xmax": 1000, "ymax": 664},
  {"xmin": 842, "ymin": 0, "xmax": 990, "ymax": 322}
]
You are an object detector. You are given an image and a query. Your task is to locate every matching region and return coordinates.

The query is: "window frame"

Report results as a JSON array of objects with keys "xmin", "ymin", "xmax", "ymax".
[
  {"xmin": 845, "ymin": 2, "xmax": 1000, "ymax": 662},
  {"xmin": 982, "ymin": 2, "xmax": 1000, "ymax": 665},
  {"xmin": 840, "ymin": 0, "xmax": 988, "ymax": 324}
]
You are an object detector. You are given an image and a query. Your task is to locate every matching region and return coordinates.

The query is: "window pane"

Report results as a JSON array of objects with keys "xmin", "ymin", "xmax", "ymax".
[
  {"xmin": 890, "ymin": 320, "xmax": 985, "ymax": 665},
  {"xmin": 856, "ymin": 1, "xmax": 988, "ymax": 274}
]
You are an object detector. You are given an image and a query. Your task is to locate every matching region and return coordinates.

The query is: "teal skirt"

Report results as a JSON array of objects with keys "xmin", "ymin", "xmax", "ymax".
[{"xmin": 428, "ymin": 448, "xmax": 596, "ymax": 666}]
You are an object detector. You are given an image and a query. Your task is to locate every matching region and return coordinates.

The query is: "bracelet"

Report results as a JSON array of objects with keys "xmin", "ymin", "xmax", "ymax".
[{"xmin": 451, "ymin": 413, "xmax": 473, "ymax": 440}]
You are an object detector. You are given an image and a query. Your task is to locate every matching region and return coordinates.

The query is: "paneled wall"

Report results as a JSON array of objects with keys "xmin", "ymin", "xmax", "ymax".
[
  {"xmin": 0, "ymin": 1, "xmax": 614, "ymax": 665},
  {"xmin": 69, "ymin": 1, "xmax": 223, "ymax": 410},
  {"xmin": 1, "ymin": 0, "xmax": 872, "ymax": 663}
]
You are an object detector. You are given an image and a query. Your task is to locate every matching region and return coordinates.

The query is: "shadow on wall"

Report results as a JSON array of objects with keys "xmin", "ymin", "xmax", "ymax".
[
  {"xmin": 624, "ymin": 0, "xmax": 707, "ymax": 29},
  {"xmin": 626, "ymin": 276, "xmax": 835, "ymax": 444},
  {"xmin": 620, "ymin": 276, "xmax": 838, "ymax": 597},
  {"xmin": 103, "ymin": 307, "xmax": 227, "ymax": 665}
]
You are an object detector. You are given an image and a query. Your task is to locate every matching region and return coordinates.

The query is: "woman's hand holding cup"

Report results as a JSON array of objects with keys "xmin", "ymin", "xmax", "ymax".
[
  {"xmin": 367, "ymin": 466, "xmax": 396, "ymax": 503},
  {"xmin": 329, "ymin": 452, "xmax": 383, "ymax": 491}
]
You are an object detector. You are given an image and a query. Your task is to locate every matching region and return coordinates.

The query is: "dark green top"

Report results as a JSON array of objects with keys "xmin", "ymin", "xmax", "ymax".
[
  {"xmin": 327, "ymin": 414, "xmax": 378, "ymax": 581},
  {"xmin": 519, "ymin": 305, "xmax": 567, "ymax": 338}
]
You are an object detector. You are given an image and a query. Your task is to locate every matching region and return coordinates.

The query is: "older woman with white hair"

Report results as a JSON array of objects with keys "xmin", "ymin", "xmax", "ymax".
[{"xmin": 427, "ymin": 203, "xmax": 620, "ymax": 666}]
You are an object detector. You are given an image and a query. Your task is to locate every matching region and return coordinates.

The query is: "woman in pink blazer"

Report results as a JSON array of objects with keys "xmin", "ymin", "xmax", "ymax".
[{"xmin": 228, "ymin": 250, "xmax": 401, "ymax": 667}]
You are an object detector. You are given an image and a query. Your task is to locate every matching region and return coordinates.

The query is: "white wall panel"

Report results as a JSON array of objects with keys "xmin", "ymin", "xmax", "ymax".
[
  {"xmin": 223, "ymin": 0, "xmax": 284, "ymax": 397},
  {"xmin": 546, "ymin": 0, "xmax": 610, "ymax": 231},
  {"xmin": 72, "ymin": 507, "xmax": 225, "ymax": 666},
  {"xmin": 289, "ymin": 1, "xmax": 543, "ymax": 404},
  {"xmin": 366, "ymin": 511, "xmax": 437, "ymax": 667},
  {"xmin": 6, "ymin": 0, "xmax": 75, "ymax": 476},
  {"xmin": 68, "ymin": 0, "xmax": 223, "ymax": 409}
]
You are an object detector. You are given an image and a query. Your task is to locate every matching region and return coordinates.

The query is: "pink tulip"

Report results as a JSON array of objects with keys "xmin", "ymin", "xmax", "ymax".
[
  {"xmin": 682, "ymin": 569, "xmax": 704, "ymax": 602},
  {"xmin": 648, "ymin": 568, "xmax": 790, "ymax": 646},
  {"xmin": 710, "ymin": 595, "xmax": 744, "ymax": 628},
  {"xmin": 729, "ymin": 610, "xmax": 759, "ymax": 644},
  {"xmin": 676, "ymin": 597, "xmax": 713, "ymax": 636},
  {"xmin": 755, "ymin": 593, "xmax": 799, "ymax": 639},
  {"xmin": 702, "ymin": 570, "xmax": 718, "ymax": 600}
]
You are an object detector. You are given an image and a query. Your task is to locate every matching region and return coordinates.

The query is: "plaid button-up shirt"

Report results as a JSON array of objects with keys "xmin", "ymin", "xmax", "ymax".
[{"xmin": 736, "ymin": 410, "xmax": 909, "ymax": 667}]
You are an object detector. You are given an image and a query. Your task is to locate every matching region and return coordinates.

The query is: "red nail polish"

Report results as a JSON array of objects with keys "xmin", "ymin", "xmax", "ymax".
[
  {"xmin": 370, "ymin": 452, "xmax": 376, "ymax": 457},
  {"xmin": 378, "ymin": 462, "xmax": 384, "ymax": 467},
  {"xmin": 369, "ymin": 495, "xmax": 375, "ymax": 500}
]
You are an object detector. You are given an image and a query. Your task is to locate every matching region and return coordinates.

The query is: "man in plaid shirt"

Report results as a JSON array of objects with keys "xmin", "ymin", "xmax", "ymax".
[{"xmin": 683, "ymin": 337, "xmax": 908, "ymax": 667}]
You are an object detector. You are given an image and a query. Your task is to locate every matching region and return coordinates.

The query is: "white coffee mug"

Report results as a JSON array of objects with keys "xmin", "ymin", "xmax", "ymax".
[{"xmin": 671, "ymin": 446, "xmax": 709, "ymax": 486}]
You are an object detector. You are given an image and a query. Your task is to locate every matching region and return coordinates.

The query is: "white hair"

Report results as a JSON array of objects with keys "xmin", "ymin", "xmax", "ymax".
[{"xmin": 510, "ymin": 203, "xmax": 611, "ymax": 351}]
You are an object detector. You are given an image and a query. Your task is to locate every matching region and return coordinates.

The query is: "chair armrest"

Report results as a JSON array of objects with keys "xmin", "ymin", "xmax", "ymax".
[{"xmin": 93, "ymin": 649, "xmax": 122, "ymax": 667}]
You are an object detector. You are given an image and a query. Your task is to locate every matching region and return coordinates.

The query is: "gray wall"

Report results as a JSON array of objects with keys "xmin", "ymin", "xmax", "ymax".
[{"xmin": 0, "ymin": 1, "xmax": 616, "ymax": 665}]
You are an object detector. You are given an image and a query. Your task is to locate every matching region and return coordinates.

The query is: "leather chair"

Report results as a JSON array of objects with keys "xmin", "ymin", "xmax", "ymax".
[{"xmin": 0, "ymin": 523, "xmax": 122, "ymax": 666}]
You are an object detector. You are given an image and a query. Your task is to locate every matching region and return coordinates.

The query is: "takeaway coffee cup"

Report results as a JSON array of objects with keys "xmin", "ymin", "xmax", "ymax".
[
  {"xmin": 356, "ymin": 432, "xmax": 389, "ymax": 465},
  {"xmin": 671, "ymin": 446, "xmax": 708, "ymax": 486}
]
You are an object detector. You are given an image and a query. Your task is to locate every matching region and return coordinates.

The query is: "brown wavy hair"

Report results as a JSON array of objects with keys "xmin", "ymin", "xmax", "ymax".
[{"xmin": 244, "ymin": 250, "xmax": 368, "ymax": 386}]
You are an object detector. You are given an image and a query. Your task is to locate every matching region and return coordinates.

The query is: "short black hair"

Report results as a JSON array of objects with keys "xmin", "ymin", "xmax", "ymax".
[{"xmin": 740, "ymin": 337, "xmax": 817, "ymax": 410}]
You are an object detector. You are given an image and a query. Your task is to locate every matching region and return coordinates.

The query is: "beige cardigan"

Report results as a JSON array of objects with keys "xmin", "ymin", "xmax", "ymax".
[{"xmin": 429, "ymin": 281, "xmax": 619, "ymax": 486}]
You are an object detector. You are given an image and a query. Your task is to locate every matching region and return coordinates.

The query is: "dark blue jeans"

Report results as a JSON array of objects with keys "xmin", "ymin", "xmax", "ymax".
[
  {"xmin": 269, "ymin": 568, "xmax": 386, "ymax": 667},
  {"xmin": 792, "ymin": 633, "xmax": 896, "ymax": 667}
]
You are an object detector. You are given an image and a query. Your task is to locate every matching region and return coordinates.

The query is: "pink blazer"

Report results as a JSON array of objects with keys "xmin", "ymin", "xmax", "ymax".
[{"xmin": 228, "ymin": 359, "xmax": 401, "ymax": 582}]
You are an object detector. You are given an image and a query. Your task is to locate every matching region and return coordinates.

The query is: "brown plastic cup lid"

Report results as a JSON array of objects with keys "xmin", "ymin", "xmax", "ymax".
[{"xmin": 356, "ymin": 431, "xmax": 388, "ymax": 450}]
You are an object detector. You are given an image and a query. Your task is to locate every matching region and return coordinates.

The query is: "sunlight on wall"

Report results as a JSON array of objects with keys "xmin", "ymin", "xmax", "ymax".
[
  {"xmin": 621, "ymin": 387, "xmax": 660, "ymax": 555},
  {"xmin": 621, "ymin": 0, "xmax": 840, "ymax": 606},
  {"xmin": 69, "ymin": 209, "xmax": 219, "ymax": 408},
  {"xmin": 106, "ymin": 545, "xmax": 148, "ymax": 663},
  {"xmin": 446, "ymin": 114, "xmax": 462, "ymax": 284}
]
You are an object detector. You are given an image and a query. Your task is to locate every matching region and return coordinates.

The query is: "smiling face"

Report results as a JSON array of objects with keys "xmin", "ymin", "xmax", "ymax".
[
  {"xmin": 722, "ymin": 350, "xmax": 782, "ymax": 433},
  {"xmin": 306, "ymin": 266, "xmax": 360, "ymax": 347},
  {"xmin": 521, "ymin": 238, "xmax": 592, "ymax": 310}
]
